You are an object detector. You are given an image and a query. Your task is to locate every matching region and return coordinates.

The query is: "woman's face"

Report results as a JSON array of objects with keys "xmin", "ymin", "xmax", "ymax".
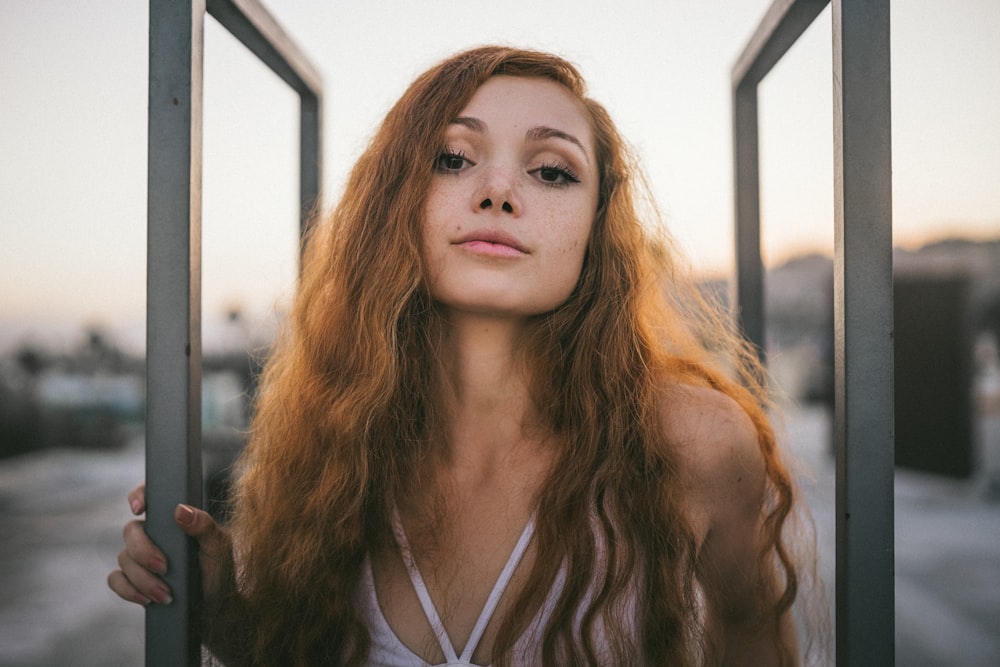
[{"xmin": 421, "ymin": 75, "xmax": 599, "ymax": 320}]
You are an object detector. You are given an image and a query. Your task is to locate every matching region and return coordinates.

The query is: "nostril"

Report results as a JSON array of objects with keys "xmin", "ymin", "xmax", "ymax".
[
  {"xmin": 502, "ymin": 201, "xmax": 513, "ymax": 213},
  {"xmin": 480, "ymin": 198, "xmax": 492, "ymax": 209}
]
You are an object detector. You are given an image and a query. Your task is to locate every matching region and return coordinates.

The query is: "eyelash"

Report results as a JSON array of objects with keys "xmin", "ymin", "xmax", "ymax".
[
  {"xmin": 433, "ymin": 149, "xmax": 581, "ymax": 187},
  {"xmin": 532, "ymin": 162, "xmax": 580, "ymax": 187},
  {"xmin": 434, "ymin": 150, "xmax": 470, "ymax": 173}
]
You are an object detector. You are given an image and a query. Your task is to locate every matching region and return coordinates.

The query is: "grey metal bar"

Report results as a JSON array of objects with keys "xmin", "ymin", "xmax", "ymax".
[
  {"xmin": 832, "ymin": 0, "xmax": 894, "ymax": 663},
  {"xmin": 732, "ymin": 0, "xmax": 829, "ymax": 89},
  {"xmin": 146, "ymin": 1, "xmax": 205, "ymax": 664},
  {"xmin": 732, "ymin": 1, "xmax": 895, "ymax": 664},
  {"xmin": 206, "ymin": 0, "xmax": 322, "ymax": 97},
  {"xmin": 299, "ymin": 92, "xmax": 323, "ymax": 236},
  {"xmin": 731, "ymin": 0, "xmax": 828, "ymax": 354},
  {"xmin": 146, "ymin": 1, "xmax": 322, "ymax": 664},
  {"xmin": 732, "ymin": 83, "xmax": 765, "ymax": 352},
  {"xmin": 205, "ymin": 0, "xmax": 324, "ymax": 234}
]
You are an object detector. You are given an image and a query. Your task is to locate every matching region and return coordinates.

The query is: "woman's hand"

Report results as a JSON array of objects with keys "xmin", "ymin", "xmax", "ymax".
[{"xmin": 107, "ymin": 483, "xmax": 233, "ymax": 608}]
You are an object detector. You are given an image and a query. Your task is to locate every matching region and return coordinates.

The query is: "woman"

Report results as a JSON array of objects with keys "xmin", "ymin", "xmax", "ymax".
[{"xmin": 109, "ymin": 46, "xmax": 808, "ymax": 665}]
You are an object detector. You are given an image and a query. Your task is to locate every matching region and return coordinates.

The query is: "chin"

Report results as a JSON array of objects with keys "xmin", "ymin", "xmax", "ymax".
[
  {"xmin": 429, "ymin": 280, "xmax": 577, "ymax": 318},
  {"xmin": 434, "ymin": 295, "xmax": 566, "ymax": 320}
]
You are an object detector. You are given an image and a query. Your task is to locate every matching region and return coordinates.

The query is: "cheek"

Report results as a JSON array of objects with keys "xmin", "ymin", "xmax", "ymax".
[
  {"xmin": 548, "ymin": 217, "xmax": 593, "ymax": 290},
  {"xmin": 423, "ymin": 187, "xmax": 466, "ymax": 241},
  {"xmin": 553, "ymin": 209, "xmax": 594, "ymax": 260},
  {"xmin": 420, "ymin": 192, "xmax": 449, "ymax": 255},
  {"xmin": 565, "ymin": 210, "xmax": 595, "ymax": 281}
]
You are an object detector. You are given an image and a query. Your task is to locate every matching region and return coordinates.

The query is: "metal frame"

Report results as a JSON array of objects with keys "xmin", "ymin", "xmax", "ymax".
[
  {"xmin": 732, "ymin": 0, "xmax": 894, "ymax": 664},
  {"xmin": 146, "ymin": 1, "xmax": 322, "ymax": 663}
]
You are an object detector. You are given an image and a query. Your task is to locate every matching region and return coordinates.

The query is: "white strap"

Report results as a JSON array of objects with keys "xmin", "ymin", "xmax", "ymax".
[
  {"xmin": 459, "ymin": 514, "xmax": 535, "ymax": 662},
  {"xmin": 391, "ymin": 508, "xmax": 537, "ymax": 664},
  {"xmin": 392, "ymin": 508, "xmax": 459, "ymax": 663}
]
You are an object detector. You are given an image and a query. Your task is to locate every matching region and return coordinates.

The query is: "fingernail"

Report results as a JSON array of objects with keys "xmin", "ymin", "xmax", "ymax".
[
  {"xmin": 154, "ymin": 586, "xmax": 173, "ymax": 605},
  {"xmin": 130, "ymin": 498, "xmax": 142, "ymax": 514},
  {"xmin": 176, "ymin": 504, "xmax": 195, "ymax": 527},
  {"xmin": 149, "ymin": 555, "xmax": 167, "ymax": 574}
]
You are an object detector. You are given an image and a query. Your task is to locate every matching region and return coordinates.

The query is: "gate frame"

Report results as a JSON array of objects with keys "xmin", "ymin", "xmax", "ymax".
[
  {"xmin": 732, "ymin": 1, "xmax": 894, "ymax": 663},
  {"xmin": 145, "ymin": 1, "xmax": 322, "ymax": 663}
]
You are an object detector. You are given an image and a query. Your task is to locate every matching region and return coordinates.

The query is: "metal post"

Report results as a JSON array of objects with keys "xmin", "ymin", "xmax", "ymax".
[
  {"xmin": 732, "ymin": 1, "xmax": 895, "ymax": 663},
  {"xmin": 146, "ymin": 1, "xmax": 205, "ymax": 664},
  {"xmin": 204, "ymin": 0, "xmax": 324, "ymax": 236},
  {"xmin": 731, "ymin": 0, "xmax": 831, "ymax": 355},
  {"xmin": 733, "ymin": 82, "xmax": 765, "ymax": 353},
  {"xmin": 145, "ymin": 1, "xmax": 322, "ymax": 663},
  {"xmin": 299, "ymin": 93, "xmax": 323, "ymax": 237},
  {"xmin": 832, "ymin": 0, "xmax": 894, "ymax": 663}
]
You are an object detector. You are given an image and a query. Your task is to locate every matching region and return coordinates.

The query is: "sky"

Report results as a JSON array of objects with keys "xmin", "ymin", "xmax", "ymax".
[{"xmin": 1, "ymin": 0, "xmax": 998, "ymax": 354}]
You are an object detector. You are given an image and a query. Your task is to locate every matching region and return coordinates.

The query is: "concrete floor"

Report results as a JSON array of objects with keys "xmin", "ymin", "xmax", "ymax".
[{"xmin": 785, "ymin": 405, "xmax": 1000, "ymax": 666}]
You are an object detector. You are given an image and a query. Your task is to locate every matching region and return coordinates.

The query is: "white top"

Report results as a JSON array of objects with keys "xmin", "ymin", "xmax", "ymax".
[{"xmin": 357, "ymin": 511, "xmax": 637, "ymax": 666}]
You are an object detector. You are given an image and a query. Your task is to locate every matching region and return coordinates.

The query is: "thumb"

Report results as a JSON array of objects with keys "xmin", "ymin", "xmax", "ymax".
[
  {"xmin": 174, "ymin": 504, "xmax": 221, "ymax": 543},
  {"xmin": 174, "ymin": 503, "xmax": 233, "ymax": 604}
]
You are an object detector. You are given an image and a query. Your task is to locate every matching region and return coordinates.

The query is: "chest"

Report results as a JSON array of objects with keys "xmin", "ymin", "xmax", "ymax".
[{"xmin": 370, "ymin": 505, "xmax": 538, "ymax": 665}]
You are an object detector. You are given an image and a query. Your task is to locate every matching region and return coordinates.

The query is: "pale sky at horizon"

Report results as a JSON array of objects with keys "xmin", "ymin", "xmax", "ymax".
[{"xmin": 2, "ymin": 0, "xmax": 998, "ymax": 354}]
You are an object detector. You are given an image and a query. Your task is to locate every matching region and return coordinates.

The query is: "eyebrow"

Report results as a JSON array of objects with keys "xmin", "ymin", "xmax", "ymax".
[{"xmin": 450, "ymin": 116, "xmax": 591, "ymax": 164}]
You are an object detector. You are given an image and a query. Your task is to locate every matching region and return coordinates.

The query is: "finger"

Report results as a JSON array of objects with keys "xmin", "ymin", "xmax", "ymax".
[
  {"xmin": 123, "ymin": 519, "xmax": 167, "ymax": 575},
  {"xmin": 174, "ymin": 504, "xmax": 233, "ymax": 605},
  {"xmin": 175, "ymin": 504, "xmax": 222, "ymax": 544},
  {"xmin": 116, "ymin": 549, "xmax": 173, "ymax": 605},
  {"xmin": 107, "ymin": 568, "xmax": 153, "ymax": 607},
  {"xmin": 175, "ymin": 504, "xmax": 231, "ymax": 566},
  {"xmin": 127, "ymin": 483, "xmax": 146, "ymax": 515}
]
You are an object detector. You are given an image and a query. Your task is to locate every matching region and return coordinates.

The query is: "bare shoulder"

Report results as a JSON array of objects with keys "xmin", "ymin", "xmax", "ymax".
[
  {"xmin": 657, "ymin": 381, "xmax": 763, "ymax": 479},
  {"xmin": 657, "ymin": 382, "xmax": 767, "ymax": 540}
]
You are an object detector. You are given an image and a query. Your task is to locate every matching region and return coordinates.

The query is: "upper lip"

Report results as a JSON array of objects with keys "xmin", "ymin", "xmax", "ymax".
[{"xmin": 453, "ymin": 229, "xmax": 529, "ymax": 253}]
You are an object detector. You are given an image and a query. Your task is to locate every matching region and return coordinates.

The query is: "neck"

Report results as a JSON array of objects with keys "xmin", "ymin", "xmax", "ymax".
[{"xmin": 434, "ymin": 311, "xmax": 540, "ymax": 480}]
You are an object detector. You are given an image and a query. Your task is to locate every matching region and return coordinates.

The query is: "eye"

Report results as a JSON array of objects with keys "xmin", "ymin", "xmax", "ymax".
[
  {"xmin": 531, "ymin": 163, "xmax": 580, "ymax": 187},
  {"xmin": 434, "ymin": 150, "xmax": 472, "ymax": 173}
]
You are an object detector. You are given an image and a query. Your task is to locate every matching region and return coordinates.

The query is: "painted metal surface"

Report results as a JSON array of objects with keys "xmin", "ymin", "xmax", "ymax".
[
  {"xmin": 732, "ymin": 0, "xmax": 828, "ymax": 352},
  {"xmin": 146, "ymin": 2, "xmax": 206, "ymax": 663},
  {"xmin": 145, "ymin": 0, "xmax": 322, "ymax": 663},
  {"xmin": 831, "ymin": 1, "xmax": 894, "ymax": 663},
  {"xmin": 731, "ymin": 1, "xmax": 895, "ymax": 664},
  {"xmin": 732, "ymin": 84, "xmax": 764, "ymax": 352},
  {"xmin": 205, "ymin": 0, "xmax": 324, "ymax": 235}
]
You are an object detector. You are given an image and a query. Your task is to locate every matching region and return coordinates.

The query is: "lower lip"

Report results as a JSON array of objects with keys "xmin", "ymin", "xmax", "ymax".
[{"xmin": 457, "ymin": 240, "xmax": 526, "ymax": 257}]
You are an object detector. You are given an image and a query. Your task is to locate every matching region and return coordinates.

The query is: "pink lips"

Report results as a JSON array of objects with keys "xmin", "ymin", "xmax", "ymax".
[{"xmin": 453, "ymin": 230, "xmax": 528, "ymax": 257}]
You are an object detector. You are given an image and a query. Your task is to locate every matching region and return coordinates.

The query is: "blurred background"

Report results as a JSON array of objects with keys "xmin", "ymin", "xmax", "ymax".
[{"xmin": 1, "ymin": 1, "xmax": 997, "ymax": 664}]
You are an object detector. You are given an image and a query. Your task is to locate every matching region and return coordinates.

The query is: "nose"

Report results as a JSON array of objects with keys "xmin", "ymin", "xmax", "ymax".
[
  {"xmin": 475, "ymin": 167, "xmax": 520, "ymax": 216},
  {"xmin": 479, "ymin": 198, "xmax": 515, "ymax": 214}
]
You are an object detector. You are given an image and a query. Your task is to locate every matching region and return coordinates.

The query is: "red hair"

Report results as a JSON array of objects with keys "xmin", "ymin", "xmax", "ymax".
[{"xmin": 225, "ymin": 46, "xmax": 802, "ymax": 665}]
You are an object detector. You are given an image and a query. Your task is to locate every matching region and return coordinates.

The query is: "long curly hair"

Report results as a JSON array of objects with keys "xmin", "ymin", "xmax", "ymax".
[{"xmin": 225, "ymin": 46, "xmax": 802, "ymax": 665}]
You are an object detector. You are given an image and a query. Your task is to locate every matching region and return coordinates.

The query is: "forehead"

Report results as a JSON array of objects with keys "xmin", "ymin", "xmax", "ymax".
[{"xmin": 455, "ymin": 76, "xmax": 594, "ymax": 149}]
